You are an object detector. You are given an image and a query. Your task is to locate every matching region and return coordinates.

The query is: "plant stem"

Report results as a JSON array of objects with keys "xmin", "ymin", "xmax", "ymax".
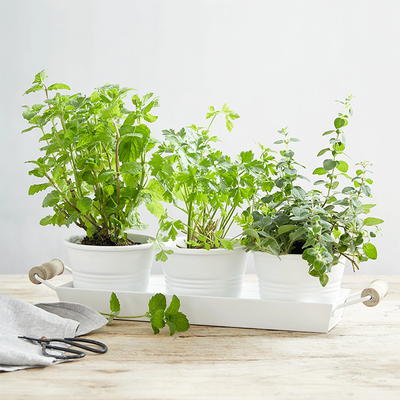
[
  {"xmin": 322, "ymin": 131, "xmax": 340, "ymax": 207},
  {"xmin": 101, "ymin": 143, "xmax": 112, "ymax": 169},
  {"xmin": 112, "ymin": 119, "xmax": 121, "ymax": 207},
  {"xmin": 100, "ymin": 312, "xmax": 147, "ymax": 319},
  {"xmin": 44, "ymin": 173, "xmax": 101, "ymax": 231},
  {"xmin": 59, "ymin": 113, "xmax": 83, "ymax": 198}
]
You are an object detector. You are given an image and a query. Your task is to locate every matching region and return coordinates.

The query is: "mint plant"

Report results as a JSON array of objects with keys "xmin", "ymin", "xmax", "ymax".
[
  {"xmin": 149, "ymin": 105, "xmax": 275, "ymax": 261},
  {"xmin": 239, "ymin": 96, "xmax": 383, "ymax": 286},
  {"xmin": 104, "ymin": 292, "xmax": 190, "ymax": 336},
  {"xmin": 22, "ymin": 71, "xmax": 164, "ymax": 245}
]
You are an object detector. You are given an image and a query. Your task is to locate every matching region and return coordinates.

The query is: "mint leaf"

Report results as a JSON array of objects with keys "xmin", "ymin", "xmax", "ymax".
[
  {"xmin": 76, "ymin": 197, "xmax": 92, "ymax": 215},
  {"xmin": 148, "ymin": 293, "xmax": 166, "ymax": 315},
  {"xmin": 42, "ymin": 190, "xmax": 60, "ymax": 207},
  {"xmin": 150, "ymin": 309, "xmax": 166, "ymax": 334},
  {"xmin": 166, "ymin": 312, "xmax": 190, "ymax": 335},
  {"xmin": 166, "ymin": 320, "xmax": 176, "ymax": 336},
  {"xmin": 110, "ymin": 292, "xmax": 121, "ymax": 313},
  {"xmin": 165, "ymin": 295, "xmax": 180, "ymax": 316},
  {"xmin": 48, "ymin": 83, "xmax": 71, "ymax": 91},
  {"xmin": 28, "ymin": 183, "xmax": 51, "ymax": 195}
]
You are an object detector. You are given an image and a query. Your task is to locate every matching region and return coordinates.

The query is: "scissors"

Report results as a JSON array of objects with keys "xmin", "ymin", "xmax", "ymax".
[{"xmin": 18, "ymin": 336, "xmax": 108, "ymax": 360}]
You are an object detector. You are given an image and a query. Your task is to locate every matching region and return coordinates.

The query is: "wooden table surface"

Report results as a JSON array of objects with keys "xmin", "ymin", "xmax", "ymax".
[{"xmin": 0, "ymin": 274, "xmax": 399, "ymax": 400}]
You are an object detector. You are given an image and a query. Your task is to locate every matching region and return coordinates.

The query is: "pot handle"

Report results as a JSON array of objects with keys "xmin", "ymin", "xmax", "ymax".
[
  {"xmin": 29, "ymin": 259, "xmax": 65, "ymax": 285},
  {"xmin": 361, "ymin": 279, "xmax": 389, "ymax": 307},
  {"xmin": 333, "ymin": 279, "xmax": 389, "ymax": 314}
]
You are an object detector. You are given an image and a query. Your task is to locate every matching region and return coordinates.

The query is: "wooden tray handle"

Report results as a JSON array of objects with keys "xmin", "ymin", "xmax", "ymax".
[
  {"xmin": 361, "ymin": 279, "xmax": 389, "ymax": 307},
  {"xmin": 29, "ymin": 259, "xmax": 65, "ymax": 285}
]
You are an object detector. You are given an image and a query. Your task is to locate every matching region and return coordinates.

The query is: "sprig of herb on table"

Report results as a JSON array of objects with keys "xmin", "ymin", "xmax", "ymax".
[{"xmin": 103, "ymin": 292, "xmax": 190, "ymax": 336}]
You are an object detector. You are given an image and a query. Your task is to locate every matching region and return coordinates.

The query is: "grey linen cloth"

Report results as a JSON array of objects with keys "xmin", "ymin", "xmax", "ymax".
[{"xmin": 0, "ymin": 294, "xmax": 108, "ymax": 372}]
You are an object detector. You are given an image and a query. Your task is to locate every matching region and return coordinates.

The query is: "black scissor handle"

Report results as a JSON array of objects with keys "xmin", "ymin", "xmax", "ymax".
[
  {"xmin": 41, "ymin": 343, "xmax": 86, "ymax": 360},
  {"xmin": 62, "ymin": 337, "xmax": 108, "ymax": 354},
  {"xmin": 18, "ymin": 336, "xmax": 108, "ymax": 359}
]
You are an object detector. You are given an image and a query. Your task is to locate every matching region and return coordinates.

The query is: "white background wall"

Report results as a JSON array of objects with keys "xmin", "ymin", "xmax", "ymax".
[{"xmin": 0, "ymin": 0, "xmax": 399, "ymax": 276}]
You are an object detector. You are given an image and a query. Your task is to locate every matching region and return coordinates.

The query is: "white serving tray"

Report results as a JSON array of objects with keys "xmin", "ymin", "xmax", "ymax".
[{"xmin": 44, "ymin": 276, "xmax": 351, "ymax": 333}]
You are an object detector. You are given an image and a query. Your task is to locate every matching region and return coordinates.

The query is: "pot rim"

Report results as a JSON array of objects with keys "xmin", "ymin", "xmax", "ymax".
[
  {"xmin": 250, "ymin": 251, "xmax": 304, "ymax": 260},
  {"xmin": 65, "ymin": 233, "xmax": 155, "ymax": 252},
  {"xmin": 162, "ymin": 237, "xmax": 244, "ymax": 255}
]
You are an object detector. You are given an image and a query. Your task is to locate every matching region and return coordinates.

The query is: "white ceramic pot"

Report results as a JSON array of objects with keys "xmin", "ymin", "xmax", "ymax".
[
  {"xmin": 252, "ymin": 251, "xmax": 345, "ymax": 303},
  {"xmin": 65, "ymin": 233, "xmax": 155, "ymax": 291},
  {"xmin": 161, "ymin": 238, "xmax": 247, "ymax": 298}
]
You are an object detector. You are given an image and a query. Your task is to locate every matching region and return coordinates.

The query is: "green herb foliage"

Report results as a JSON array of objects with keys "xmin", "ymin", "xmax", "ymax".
[
  {"xmin": 23, "ymin": 71, "xmax": 163, "ymax": 244},
  {"xmin": 239, "ymin": 96, "xmax": 383, "ymax": 286},
  {"xmin": 104, "ymin": 292, "xmax": 190, "ymax": 336},
  {"xmin": 149, "ymin": 105, "xmax": 275, "ymax": 261}
]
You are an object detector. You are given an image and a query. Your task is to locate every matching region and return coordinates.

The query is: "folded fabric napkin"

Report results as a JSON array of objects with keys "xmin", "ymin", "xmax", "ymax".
[{"xmin": 0, "ymin": 294, "xmax": 107, "ymax": 372}]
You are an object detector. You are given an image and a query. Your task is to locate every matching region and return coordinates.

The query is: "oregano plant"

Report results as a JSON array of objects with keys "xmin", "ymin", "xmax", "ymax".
[
  {"xmin": 22, "ymin": 71, "xmax": 165, "ymax": 245},
  {"xmin": 239, "ymin": 96, "xmax": 383, "ymax": 286}
]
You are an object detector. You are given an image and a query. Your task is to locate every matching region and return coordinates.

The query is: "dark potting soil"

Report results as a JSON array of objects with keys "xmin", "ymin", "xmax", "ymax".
[
  {"xmin": 290, "ymin": 240, "xmax": 307, "ymax": 254},
  {"xmin": 80, "ymin": 235, "xmax": 141, "ymax": 246}
]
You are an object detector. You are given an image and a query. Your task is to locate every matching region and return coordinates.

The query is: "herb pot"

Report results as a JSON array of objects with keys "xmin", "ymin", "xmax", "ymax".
[
  {"xmin": 252, "ymin": 251, "xmax": 345, "ymax": 303},
  {"xmin": 161, "ymin": 238, "xmax": 247, "ymax": 298},
  {"xmin": 65, "ymin": 233, "xmax": 155, "ymax": 291}
]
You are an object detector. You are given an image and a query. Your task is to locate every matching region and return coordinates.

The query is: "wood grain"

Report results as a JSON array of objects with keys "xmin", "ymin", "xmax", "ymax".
[{"xmin": 0, "ymin": 274, "xmax": 399, "ymax": 400}]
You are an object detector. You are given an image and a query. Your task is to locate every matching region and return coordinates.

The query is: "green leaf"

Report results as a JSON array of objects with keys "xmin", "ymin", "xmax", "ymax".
[
  {"xmin": 313, "ymin": 167, "xmax": 327, "ymax": 175},
  {"xmin": 146, "ymin": 199, "xmax": 164, "ymax": 218},
  {"xmin": 76, "ymin": 197, "xmax": 92, "ymax": 214},
  {"xmin": 151, "ymin": 309, "xmax": 166, "ymax": 329},
  {"xmin": 28, "ymin": 183, "xmax": 51, "ymax": 195},
  {"xmin": 82, "ymin": 171, "xmax": 96, "ymax": 185},
  {"xmin": 48, "ymin": 83, "xmax": 71, "ymax": 91},
  {"xmin": 334, "ymin": 117, "xmax": 347, "ymax": 129},
  {"xmin": 22, "ymin": 125, "xmax": 40, "ymax": 133},
  {"xmin": 319, "ymin": 274, "xmax": 329, "ymax": 287},
  {"xmin": 292, "ymin": 186, "xmax": 306, "ymax": 201},
  {"xmin": 166, "ymin": 312, "xmax": 189, "ymax": 335},
  {"xmin": 110, "ymin": 292, "xmax": 121, "ymax": 313},
  {"xmin": 359, "ymin": 204, "xmax": 376, "ymax": 214},
  {"xmin": 101, "ymin": 104, "xmax": 120, "ymax": 119},
  {"xmin": 39, "ymin": 215, "xmax": 53, "ymax": 226},
  {"xmin": 165, "ymin": 320, "xmax": 176, "ymax": 336},
  {"xmin": 24, "ymin": 84, "xmax": 43, "ymax": 95},
  {"xmin": 336, "ymin": 160, "xmax": 349, "ymax": 173},
  {"xmin": 363, "ymin": 217, "xmax": 384, "ymax": 226},
  {"xmin": 103, "ymin": 185, "xmax": 114, "ymax": 196},
  {"xmin": 66, "ymin": 212, "xmax": 80, "ymax": 228},
  {"xmin": 165, "ymin": 295, "xmax": 180, "ymax": 316},
  {"xmin": 42, "ymin": 191, "xmax": 60, "ymax": 207},
  {"xmin": 148, "ymin": 293, "xmax": 167, "ymax": 314},
  {"xmin": 317, "ymin": 148, "xmax": 330, "ymax": 157},
  {"xmin": 97, "ymin": 169, "xmax": 115, "ymax": 183},
  {"xmin": 313, "ymin": 260, "xmax": 324, "ymax": 271},
  {"xmin": 277, "ymin": 225, "xmax": 297, "ymax": 236},
  {"xmin": 363, "ymin": 243, "xmax": 377, "ymax": 260},
  {"xmin": 291, "ymin": 227, "xmax": 307, "ymax": 241},
  {"xmin": 33, "ymin": 70, "xmax": 46, "ymax": 84},
  {"xmin": 119, "ymin": 135, "xmax": 146, "ymax": 162},
  {"xmin": 120, "ymin": 162, "xmax": 141, "ymax": 175},
  {"xmin": 323, "ymin": 159, "xmax": 336, "ymax": 171},
  {"xmin": 322, "ymin": 130, "xmax": 335, "ymax": 136},
  {"xmin": 155, "ymin": 249, "xmax": 173, "ymax": 262},
  {"xmin": 242, "ymin": 229, "xmax": 260, "ymax": 241},
  {"xmin": 144, "ymin": 113, "xmax": 158, "ymax": 123},
  {"xmin": 361, "ymin": 185, "xmax": 372, "ymax": 197}
]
